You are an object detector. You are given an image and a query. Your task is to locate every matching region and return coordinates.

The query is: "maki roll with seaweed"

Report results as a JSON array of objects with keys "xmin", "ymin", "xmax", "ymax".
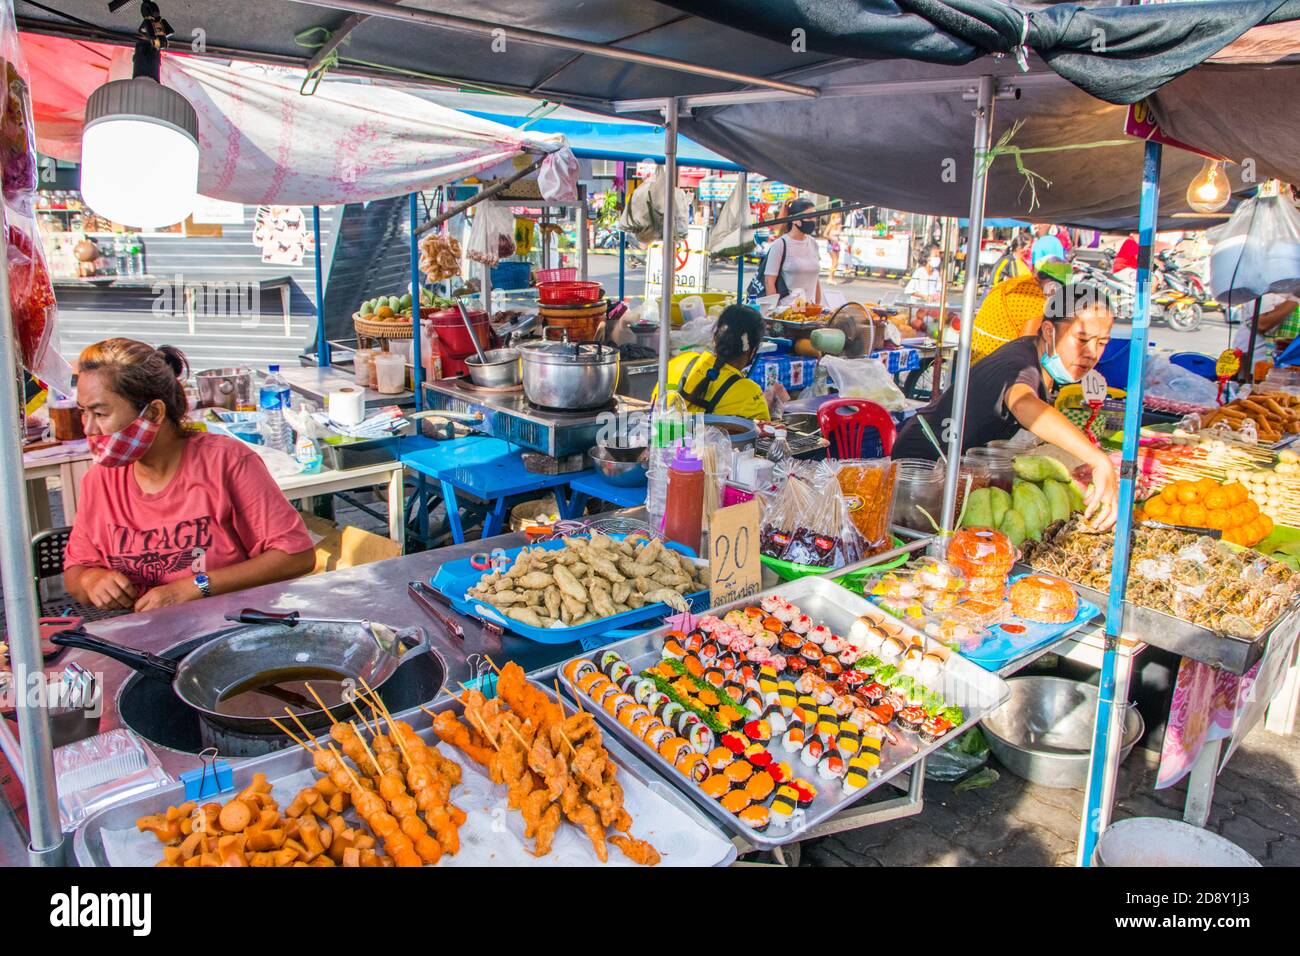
[
  {"xmin": 743, "ymin": 719, "xmax": 772, "ymax": 743},
  {"xmin": 632, "ymin": 677, "xmax": 658, "ymax": 706},
  {"xmin": 688, "ymin": 722, "xmax": 715, "ymax": 754},
  {"xmin": 860, "ymin": 682, "xmax": 886, "ymax": 705},
  {"xmin": 721, "ymin": 789, "xmax": 752, "ymax": 816},
  {"xmin": 723, "ymin": 760, "xmax": 754, "ymax": 786},
  {"xmin": 800, "ymin": 735, "xmax": 824, "ymax": 767},
  {"xmin": 661, "ymin": 638, "xmax": 687, "ymax": 661},
  {"xmin": 701, "ymin": 774, "xmax": 732, "ymax": 800},
  {"xmin": 743, "ymin": 743, "xmax": 773, "ymax": 769},
  {"xmin": 770, "ymin": 786, "xmax": 800, "ymax": 828},
  {"xmin": 738, "ymin": 804, "xmax": 771, "ymax": 833},
  {"xmin": 791, "ymin": 778, "xmax": 818, "ymax": 808},
  {"xmin": 599, "ymin": 650, "xmax": 625, "ymax": 674},
  {"xmin": 817, "ymin": 745, "xmax": 846, "ymax": 780},
  {"xmin": 707, "ymin": 746, "xmax": 734, "ymax": 772},
  {"xmin": 780, "ymin": 720, "xmax": 806, "ymax": 754},
  {"xmin": 677, "ymin": 709, "xmax": 703, "ymax": 737},
  {"xmin": 784, "ymin": 655, "xmax": 809, "ymax": 677},
  {"xmin": 703, "ymin": 667, "xmax": 725, "ymax": 688},
  {"xmin": 767, "ymin": 761, "xmax": 794, "ymax": 784},
  {"xmin": 745, "ymin": 771, "xmax": 775, "ymax": 803},
  {"xmin": 682, "ymin": 631, "xmax": 704, "ymax": 654},
  {"xmin": 720, "ymin": 731, "xmax": 747, "ymax": 755},
  {"xmin": 763, "ymin": 703, "xmax": 788, "ymax": 736},
  {"xmin": 660, "ymin": 700, "xmax": 685, "ymax": 730},
  {"xmin": 919, "ymin": 714, "xmax": 954, "ymax": 743},
  {"xmin": 896, "ymin": 705, "xmax": 927, "ymax": 734}
]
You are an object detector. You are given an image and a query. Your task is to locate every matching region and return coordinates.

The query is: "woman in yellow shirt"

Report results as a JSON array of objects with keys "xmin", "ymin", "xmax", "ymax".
[
  {"xmin": 657, "ymin": 305, "xmax": 770, "ymax": 419},
  {"xmin": 971, "ymin": 258, "xmax": 1073, "ymax": 365}
]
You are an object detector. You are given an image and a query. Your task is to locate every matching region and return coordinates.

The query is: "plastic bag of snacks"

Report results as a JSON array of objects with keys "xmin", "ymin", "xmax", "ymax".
[
  {"xmin": 779, "ymin": 480, "xmax": 865, "ymax": 568},
  {"xmin": 418, "ymin": 231, "xmax": 462, "ymax": 283},
  {"xmin": 759, "ymin": 475, "xmax": 816, "ymax": 559},
  {"xmin": 465, "ymin": 203, "xmax": 516, "ymax": 267},
  {"xmin": 835, "ymin": 458, "xmax": 899, "ymax": 556},
  {"xmin": 1, "ymin": 8, "xmax": 69, "ymax": 391}
]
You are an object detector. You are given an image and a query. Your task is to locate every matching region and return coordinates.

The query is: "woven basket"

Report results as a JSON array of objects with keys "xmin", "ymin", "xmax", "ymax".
[{"xmin": 354, "ymin": 312, "xmax": 414, "ymax": 346}]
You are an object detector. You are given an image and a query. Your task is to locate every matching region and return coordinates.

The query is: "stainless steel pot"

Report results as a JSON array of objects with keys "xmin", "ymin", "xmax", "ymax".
[
  {"xmin": 194, "ymin": 367, "xmax": 252, "ymax": 410},
  {"xmin": 465, "ymin": 347, "xmax": 521, "ymax": 388},
  {"xmin": 519, "ymin": 340, "xmax": 620, "ymax": 410}
]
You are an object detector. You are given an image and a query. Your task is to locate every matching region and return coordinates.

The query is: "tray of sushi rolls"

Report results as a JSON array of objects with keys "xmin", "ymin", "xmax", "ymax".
[{"xmin": 556, "ymin": 575, "xmax": 1011, "ymax": 848}]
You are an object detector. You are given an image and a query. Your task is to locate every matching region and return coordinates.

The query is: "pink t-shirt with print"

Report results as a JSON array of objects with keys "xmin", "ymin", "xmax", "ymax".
[{"xmin": 65, "ymin": 432, "xmax": 313, "ymax": 590}]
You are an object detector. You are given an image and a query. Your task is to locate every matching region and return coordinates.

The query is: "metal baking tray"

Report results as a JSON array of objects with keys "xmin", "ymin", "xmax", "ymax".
[
  {"xmin": 555, "ymin": 576, "xmax": 1010, "ymax": 849},
  {"xmin": 73, "ymin": 684, "xmax": 736, "ymax": 867},
  {"xmin": 1033, "ymin": 569, "xmax": 1298, "ymax": 676}
]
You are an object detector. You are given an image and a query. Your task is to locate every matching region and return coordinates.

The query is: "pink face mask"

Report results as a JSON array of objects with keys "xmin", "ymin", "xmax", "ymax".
[{"xmin": 87, "ymin": 413, "xmax": 161, "ymax": 468}]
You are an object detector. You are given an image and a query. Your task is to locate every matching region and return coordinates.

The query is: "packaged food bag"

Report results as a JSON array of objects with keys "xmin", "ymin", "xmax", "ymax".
[
  {"xmin": 835, "ymin": 458, "xmax": 899, "ymax": 555},
  {"xmin": 759, "ymin": 475, "xmax": 815, "ymax": 559},
  {"xmin": 780, "ymin": 482, "xmax": 866, "ymax": 569}
]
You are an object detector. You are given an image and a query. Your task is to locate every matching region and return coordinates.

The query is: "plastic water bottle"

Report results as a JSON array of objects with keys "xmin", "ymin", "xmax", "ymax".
[{"xmin": 258, "ymin": 365, "xmax": 293, "ymax": 452}]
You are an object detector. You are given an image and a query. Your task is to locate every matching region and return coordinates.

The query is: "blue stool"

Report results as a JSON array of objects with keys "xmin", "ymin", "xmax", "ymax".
[
  {"xmin": 567, "ymin": 472, "xmax": 648, "ymax": 514},
  {"xmin": 402, "ymin": 436, "xmax": 595, "ymax": 543}
]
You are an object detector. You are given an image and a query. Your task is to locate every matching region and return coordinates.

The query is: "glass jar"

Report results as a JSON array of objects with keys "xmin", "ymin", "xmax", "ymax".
[
  {"xmin": 961, "ymin": 446, "xmax": 1015, "ymax": 492},
  {"xmin": 893, "ymin": 458, "xmax": 944, "ymax": 532}
]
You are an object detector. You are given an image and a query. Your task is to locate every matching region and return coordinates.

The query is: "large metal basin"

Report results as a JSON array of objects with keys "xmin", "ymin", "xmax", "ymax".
[{"xmin": 982, "ymin": 676, "xmax": 1144, "ymax": 790}]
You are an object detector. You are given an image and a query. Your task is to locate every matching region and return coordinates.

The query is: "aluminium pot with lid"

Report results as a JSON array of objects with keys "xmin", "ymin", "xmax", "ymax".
[{"xmin": 519, "ymin": 340, "xmax": 620, "ymax": 410}]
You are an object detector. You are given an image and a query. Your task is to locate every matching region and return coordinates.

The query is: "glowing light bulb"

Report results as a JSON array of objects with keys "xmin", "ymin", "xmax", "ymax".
[{"xmin": 1186, "ymin": 157, "xmax": 1230, "ymax": 214}]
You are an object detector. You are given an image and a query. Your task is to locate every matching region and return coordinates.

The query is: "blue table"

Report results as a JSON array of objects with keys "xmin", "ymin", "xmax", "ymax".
[
  {"xmin": 566, "ymin": 472, "xmax": 648, "ymax": 513},
  {"xmin": 402, "ymin": 436, "xmax": 595, "ymax": 543}
]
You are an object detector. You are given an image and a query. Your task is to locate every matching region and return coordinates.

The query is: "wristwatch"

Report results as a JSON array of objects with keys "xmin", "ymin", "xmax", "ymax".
[{"xmin": 194, "ymin": 573, "xmax": 212, "ymax": 598}]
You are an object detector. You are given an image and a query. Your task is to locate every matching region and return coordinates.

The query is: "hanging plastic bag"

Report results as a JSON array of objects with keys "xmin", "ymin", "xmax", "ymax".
[
  {"xmin": 820, "ymin": 355, "xmax": 908, "ymax": 411},
  {"xmin": 1209, "ymin": 193, "xmax": 1300, "ymax": 305},
  {"xmin": 537, "ymin": 146, "xmax": 579, "ymax": 202},
  {"xmin": 618, "ymin": 166, "xmax": 687, "ymax": 247},
  {"xmin": 707, "ymin": 179, "xmax": 754, "ymax": 258},
  {"xmin": 1, "ymin": 8, "xmax": 69, "ymax": 392},
  {"xmin": 465, "ymin": 202, "xmax": 516, "ymax": 267},
  {"xmin": 1144, "ymin": 353, "xmax": 1219, "ymax": 408}
]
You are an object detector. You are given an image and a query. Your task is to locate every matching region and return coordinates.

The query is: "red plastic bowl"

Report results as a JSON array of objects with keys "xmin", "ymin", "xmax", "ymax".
[{"xmin": 538, "ymin": 281, "xmax": 602, "ymax": 305}]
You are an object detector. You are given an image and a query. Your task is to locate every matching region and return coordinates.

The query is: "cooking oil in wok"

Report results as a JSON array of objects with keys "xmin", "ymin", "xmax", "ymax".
[{"xmin": 215, "ymin": 666, "xmax": 352, "ymax": 718}]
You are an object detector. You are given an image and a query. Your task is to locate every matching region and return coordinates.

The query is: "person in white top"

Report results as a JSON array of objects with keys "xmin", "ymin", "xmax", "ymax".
[
  {"xmin": 904, "ymin": 243, "xmax": 943, "ymax": 301},
  {"xmin": 764, "ymin": 198, "xmax": 822, "ymax": 305}
]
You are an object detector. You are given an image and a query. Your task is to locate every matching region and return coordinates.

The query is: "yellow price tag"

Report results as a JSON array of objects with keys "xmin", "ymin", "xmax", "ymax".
[{"xmin": 1216, "ymin": 349, "xmax": 1241, "ymax": 379}]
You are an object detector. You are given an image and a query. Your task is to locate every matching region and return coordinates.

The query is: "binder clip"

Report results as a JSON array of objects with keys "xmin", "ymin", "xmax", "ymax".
[{"xmin": 180, "ymin": 748, "xmax": 234, "ymax": 800}]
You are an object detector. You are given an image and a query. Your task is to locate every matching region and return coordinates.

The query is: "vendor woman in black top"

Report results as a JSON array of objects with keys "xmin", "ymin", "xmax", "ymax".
[{"xmin": 892, "ymin": 280, "xmax": 1119, "ymax": 531}]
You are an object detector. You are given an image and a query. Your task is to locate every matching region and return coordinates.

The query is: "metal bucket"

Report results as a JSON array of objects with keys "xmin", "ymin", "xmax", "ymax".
[{"xmin": 1095, "ymin": 817, "xmax": 1260, "ymax": 867}]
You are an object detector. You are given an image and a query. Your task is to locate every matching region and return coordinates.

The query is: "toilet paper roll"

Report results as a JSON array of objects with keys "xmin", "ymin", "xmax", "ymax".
[{"xmin": 327, "ymin": 387, "xmax": 366, "ymax": 426}]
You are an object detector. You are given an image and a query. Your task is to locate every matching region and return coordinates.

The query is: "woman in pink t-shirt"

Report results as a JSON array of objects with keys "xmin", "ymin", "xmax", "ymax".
[{"xmin": 65, "ymin": 339, "xmax": 315, "ymax": 613}]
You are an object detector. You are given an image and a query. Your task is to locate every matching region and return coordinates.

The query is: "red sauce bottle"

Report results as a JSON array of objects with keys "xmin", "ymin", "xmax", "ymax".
[{"xmin": 663, "ymin": 446, "xmax": 705, "ymax": 553}]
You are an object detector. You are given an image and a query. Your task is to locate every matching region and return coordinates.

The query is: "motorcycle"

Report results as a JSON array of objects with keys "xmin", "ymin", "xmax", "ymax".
[{"xmin": 1074, "ymin": 256, "xmax": 1206, "ymax": 332}]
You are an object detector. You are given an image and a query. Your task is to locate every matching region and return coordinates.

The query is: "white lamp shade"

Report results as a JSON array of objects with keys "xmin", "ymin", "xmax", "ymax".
[{"xmin": 80, "ymin": 77, "xmax": 200, "ymax": 229}]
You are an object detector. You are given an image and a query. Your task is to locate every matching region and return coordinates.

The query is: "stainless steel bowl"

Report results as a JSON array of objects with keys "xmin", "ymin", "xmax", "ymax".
[
  {"xmin": 589, "ymin": 445, "xmax": 648, "ymax": 487},
  {"xmin": 465, "ymin": 347, "xmax": 521, "ymax": 388},
  {"xmin": 981, "ymin": 676, "xmax": 1144, "ymax": 789},
  {"xmin": 519, "ymin": 341, "xmax": 619, "ymax": 410}
]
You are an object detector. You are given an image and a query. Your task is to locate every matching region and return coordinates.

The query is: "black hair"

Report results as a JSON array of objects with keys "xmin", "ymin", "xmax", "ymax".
[
  {"xmin": 1043, "ymin": 279, "xmax": 1118, "ymax": 324},
  {"xmin": 785, "ymin": 197, "xmax": 816, "ymax": 234},
  {"xmin": 681, "ymin": 305, "xmax": 765, "ymax": 408}
]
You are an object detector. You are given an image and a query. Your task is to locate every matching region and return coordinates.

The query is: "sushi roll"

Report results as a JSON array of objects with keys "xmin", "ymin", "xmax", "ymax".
[
  {"xmin": 823, "ymin": 634, "xmax": 847, "ymax": 655},
  {"xmin": 723, "ymin": 678, "xmax": 745, "ymax": 702},
  {"xmin": 683, "ymin": 631, "xmax": 704, "ymax": 654},
  {"xmin": 738, "ymin": 804, "xmax": 771, "ymax": 833},
  {"xmin": 767, "ymin": 761, "xmax": 794, "ymax": 784},
  {"xmin": 563, "ymin": 658, "xmax": 597, "ymax": 686},
  {"xmin": 820, "ymin": 657, "xmax": 844, "ymax": 679},
  {"xmin": 707, "ymin": 746, "xmax": 735, "ymax": 772},
  {"xmin": 896, "ymin": 705, "xmax": 927, "ymax": 734},
  {"xmin": 790, "ymin": 614, "xmax": 814, "ymax": 635},
  {"xmin": 772, "ymin": 602, "xmax": 797, "ymax": 625},
  {"xmin": 815, "ymin": 714, "xmax": 839, "ymax": 741},
  {"xmin": 599, "ymin": 650, "xmax": 625, "ymax": 675},
  {"xmin": 608, "ymin": 659, "xmax": 634, "ymax": 684},
  {"xmin": 631, "ymin": 714, "xmax": 659, "ymax": 739},
  {"xmin": 747, "ymin": 646, "xmax": 773, "ymax": 664},
  {"xmin": 764, "ymin": 704, "xmax": 788, "ymax": 736},
  {"xmin": 661, "ymin": 638, "xmax": 687, "ymax": 660},
  {"xmin": 740, "ymin": 691, "xmax": 764, "ymax": 716},
  {"xmin": 744, "ymin": 743, "xmax": 774, "ymax": 769},
  {"xmin": 723, "ymin": 760, "xmax": 754, "ymax": 786},
  {"xmin": 752, "ymin": 629, "xmax": 778, "ymax": 650},
  {"xmin": 743, "ymin": 719, "xmax": 772, "ymax": 743},
  {"xmin": 800, "ymin": 641, "xmax": 824, "ymax": 662},
  {"xmin": 576, "ymin": 671, "xmax": 606, "ymax": 697},
  {"xmin": 745, "ymin": 771, "xmax": 775, "ymax": 803},
  {"xmin": 791, "ymin": 778, "xmax": 818, "ymax": 808},
  {"xmin": 762, "ymin": 616, "xmax": 784, "ymax": 634},
  {"xmin": 688, "ymin": 722, "xmax": 715, "ymax": 754},
  {"xmin": 837, "ymin": 721, "xmax": 861, "ymax": 757},
  {"xmin": 800, "ymin": 735, "xmax": 824, "ymax": 767},
  {"xmin": 777, "ymin": 680, "xmax": 798, "ymax": 711},
  {"xmin": 770, "ymin": 786, "xmax": 800, "ymax": 827},
  {"xmin": 780, "ymin": 721, "xmax": 806, "ymax": 753},
  {"xmin": 682, "ymin": 654, "xmax": 706, "ymax": 679},
  {"xmin": 784, "ymin": 655, "xmax": 809, "ymax": 677},
  {"xmin": 842, "ymin": 757, "xmax": 871, "ymax": 795},
  {"xmin": 721, "ymin": 789, "xmax": 752, "ymax": 816},
  {"xmin": 796, "ymin": 692, "xmax": 818, "ymax": 713},
  {"xmin": 720, "ymin": 731, "xmax": 748, "ymax": 755},
  {"xmin": 861, "ymin": 682, "xmax": 887, "ymax": 705},
  {"xmin": 658, "ymin": 736, "xmax": 692, "ymax": 764},
  {"xmin": 699, "ymin": 640, "xmax": 720, "ymax": 663},
  {"xmin": 646, "ymin": 725, "xmax": 675, "ymax": 750},
  {"xmin": 840, "ymin": 669, "xmax": 867, "ymax": 689},
  {"xmin": 868, "ymin": 702, "xmax": 896, "ymax": 726},
  {"xmin": 758, "ymin": 665, "xmax": 779, "ymax": 694},
  {"xmin": 759, "ymin": 595, "xmax": 784, "ymax": 614},
  {"xmin": 807, "ymin": 624, "xmax": 833, "ymax": 646},
  {"xmin": 920, "ymin": 714, "xmax": 954, "ymax": 743},
  {"xmin": 676, "ymin": 751, "xmax": 710, "ymax": 783},
  {"xmin": 632, "ymin": 677, "xmax": 658, "ymax": 706},
  {"xmin": 597, "ymin": 686, "xmax": 626, "ymax": 712},
  {"xmin": 617, "ymin": 672, "xmax": 640, "ymax": 695},
  {"xmin": 660, "ymin": 701, "xmax": 685, "ymax": 730},
  {"xmin": 701, "ymin": 775, "xmax": 732, "ymax": 801},
  {"xmin": 716, "ymin": 705, "xmax": 746, "ymax": 730},
  {"xmin": 778, "ymin": 631, "xmax": 803, "ymax": 655},
  {"xmin": 724, "ymin": 609, "xmax": 748, "ymax": 627},
  {"xmin": 677, "ymin": 710, "xmax": 703, "ymax": 737},
  {"xmin": 859, "ymin": 728, "xmax": 884, "ymax": 768},
  {"xmin": 839, "ymin": 648, "xmax": 861, "ymax": 667},
  {"xmin": 818, "ymin": 747, "xmax": 846, "ymax": 781}
]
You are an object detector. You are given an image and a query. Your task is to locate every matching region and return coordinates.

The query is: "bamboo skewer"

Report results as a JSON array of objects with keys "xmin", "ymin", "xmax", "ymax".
[
  {"xmin": 303, "ymin": 682, "xmax": 339, "ymax": 726},
  {"xmin": 269, "ymin": 716, "xmax": 314, "ymax": 752},
  {"xmin": 282, "ymin": 707, "xmax": 319, "ymax": 747},
  {"xmin": 326, "ymin": 743, "xmax": 365, "ymax": 793},
  {"xmin": 345, "ymin": 695, "xmax": 377, "ymax": 735},
  {"xmin": 467, "ymin": 711, "xmax": 500, "ymax": 751}
]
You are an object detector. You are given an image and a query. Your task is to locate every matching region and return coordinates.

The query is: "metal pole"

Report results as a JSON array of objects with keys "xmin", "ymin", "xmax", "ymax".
[
  {"xmin": 313, "ymin": 205, "xmax": 329, "ymax": 368},
  {"xmin": 657, "ymin": 97, "xmax": 679, "ymax": 408},
  {"xmin": 415, "ymin": 154, "xmax": 546, "ymax": 237},
  {"xmin": 736, "ymin": 171, "xmax": 748, "ymax": 300},
  {"xmin": 1241, "ymin": 295, "xmax": 1263, "ymax": 385},
  {"xmin": 933, "ymin": 216, "xmax": 958, "ymax": 397},
  {"xmin": 0, "ymin": 231, "xmax": 64, "ymax": 865},
  {"xmin": 409, "ymin": 192, "xmax": 423, "ymax": 410},
  {"xmin": 1079, "ymin": 139, "xmax": 1163, "ymax": 867},
  {"xmin": 939, "ymin": 76, "xmax": 996, "ymax": 533},
  {"xmin": 578, "ymin": 184, "xmax": 589, "ymax": 282},
  {"xmin": 617, "ymin": 162, "xmax": 627, "ymax": 301}
]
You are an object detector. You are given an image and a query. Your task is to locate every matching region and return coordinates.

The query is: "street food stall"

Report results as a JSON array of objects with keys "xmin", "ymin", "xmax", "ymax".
[{"xmin": 5, "ymin": 0, "xmax": 1300, "ymax": 874}]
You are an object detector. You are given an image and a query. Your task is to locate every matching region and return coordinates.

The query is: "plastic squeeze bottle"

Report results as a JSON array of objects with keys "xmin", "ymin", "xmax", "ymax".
[{"xmin": 663, "ymin": 446, "xmax": 705, "ymax": 553}]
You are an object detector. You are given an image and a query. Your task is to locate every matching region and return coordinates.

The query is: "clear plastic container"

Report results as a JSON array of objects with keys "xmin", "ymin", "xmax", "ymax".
[
  {"xmin": 354, "ymin": 348, "xmax": 376, "ymax": 388},
  {"xmin": 893, "ymin": 458, "xmax": 944, "ymax": 532},
  {"xmin": 947, "ymin": 527, "xmax": 1018, "ymax": 596},
  {"xmin": 373, "ymin": 352, "xmax": 406, "ymax": 394},
  {"xmin": 1008, "ymin": 574, "xmax": 1079, "ymax": 623}
]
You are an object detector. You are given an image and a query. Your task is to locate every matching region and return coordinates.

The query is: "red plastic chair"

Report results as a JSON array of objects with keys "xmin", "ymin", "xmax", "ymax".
[{"xmin": 817, "ymin": 398, "xmax": 897, "ymax": 458}]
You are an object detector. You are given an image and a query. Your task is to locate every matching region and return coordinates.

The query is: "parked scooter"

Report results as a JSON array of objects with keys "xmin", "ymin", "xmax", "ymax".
[{"xmin": 1073, "ymin": 256, "xmax": 1207, "ymax": 332}]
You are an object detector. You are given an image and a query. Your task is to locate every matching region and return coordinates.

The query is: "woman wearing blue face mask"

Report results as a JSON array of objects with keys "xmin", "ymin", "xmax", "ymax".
[{"xmin": 892, "ymin": 280, "xmax": 1119, "ymax": 530}]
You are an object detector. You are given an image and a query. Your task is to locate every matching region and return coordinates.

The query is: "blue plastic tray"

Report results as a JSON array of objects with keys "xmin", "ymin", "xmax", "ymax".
[
  {"xmin": 430, "ymin": 534, "xmax": 710, "ymax": 646},
  {"xmin": 957, "ymin": 576, "xmax": 1100, "ymax": 673}
]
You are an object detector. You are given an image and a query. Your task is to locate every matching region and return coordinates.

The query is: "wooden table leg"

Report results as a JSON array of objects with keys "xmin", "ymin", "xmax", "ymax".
[{"xmin": 1183, "ymin": 737, "xmax": 1223, "ymax": 828}]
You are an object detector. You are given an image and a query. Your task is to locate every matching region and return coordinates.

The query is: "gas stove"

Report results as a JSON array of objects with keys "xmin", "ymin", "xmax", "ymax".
[{"xmin": 424, "ymin": 377, "xmax": 648, "ymax": 457}]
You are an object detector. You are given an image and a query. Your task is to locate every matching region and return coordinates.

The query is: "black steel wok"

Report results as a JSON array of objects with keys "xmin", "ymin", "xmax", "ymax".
[{"xmin": 51, "ymin": 617, "xmax": 442, "ymax": 736}]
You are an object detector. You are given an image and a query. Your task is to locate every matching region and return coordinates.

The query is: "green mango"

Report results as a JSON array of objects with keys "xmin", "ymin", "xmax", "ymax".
[
  {"xmin": 1066, "ymin": 479, "xmax": 1086, "ymax": 513},
  {"xmin": 399, "ymin": 292, "xmax": 413, "ymax": 309},
  {"xmin": 962, "ymin": 488, "xmax": 994, "ymax": 529},
  {"xmin": 387, "ymin": 295, "xmax": 402, "ymax": 312},
  {"xmin": 1012, "ymin": 482, "xmax": 1049, "ymax": 540},
  {"xmin": 1042, "ymin": 479, "xmax": 1071, "ymax": 524},
  {"xmin": 999, "ymin": 509, "xmax": 1028, "ymax": 548},
  {"xmin": 1013, "ymin": 455, "xmax": 1073, "ymax": 485},
  {"xmin": 359, "ymin": 300, "xmax": 375, "ymax": 316},
  {"xmin": 988, "ymin": 486, "xmax": 1012, "ymax": 528}
]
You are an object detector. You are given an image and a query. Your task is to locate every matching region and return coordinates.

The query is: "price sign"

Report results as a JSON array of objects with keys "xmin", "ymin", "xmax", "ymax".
[
  {"xmin": 1216, "ymin": 349, "xmax": 1241, "ymax": 380},
  {"xmin": 709, "ymin": 499, "xmax": 762, "ymax": 608},
  {"xmin": 1081, "ymin": 370, "xmax": 1108, "ymax": 405}
]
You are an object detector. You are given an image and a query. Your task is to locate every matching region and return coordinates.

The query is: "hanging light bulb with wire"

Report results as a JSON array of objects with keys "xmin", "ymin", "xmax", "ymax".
[
  {"xmin": 80, "ymin": 1, "xmax": 199, "ymax": 228},
  {"xmin": 1186, "ymin": 157, "xmax": 1231, "ymax": 214}
]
